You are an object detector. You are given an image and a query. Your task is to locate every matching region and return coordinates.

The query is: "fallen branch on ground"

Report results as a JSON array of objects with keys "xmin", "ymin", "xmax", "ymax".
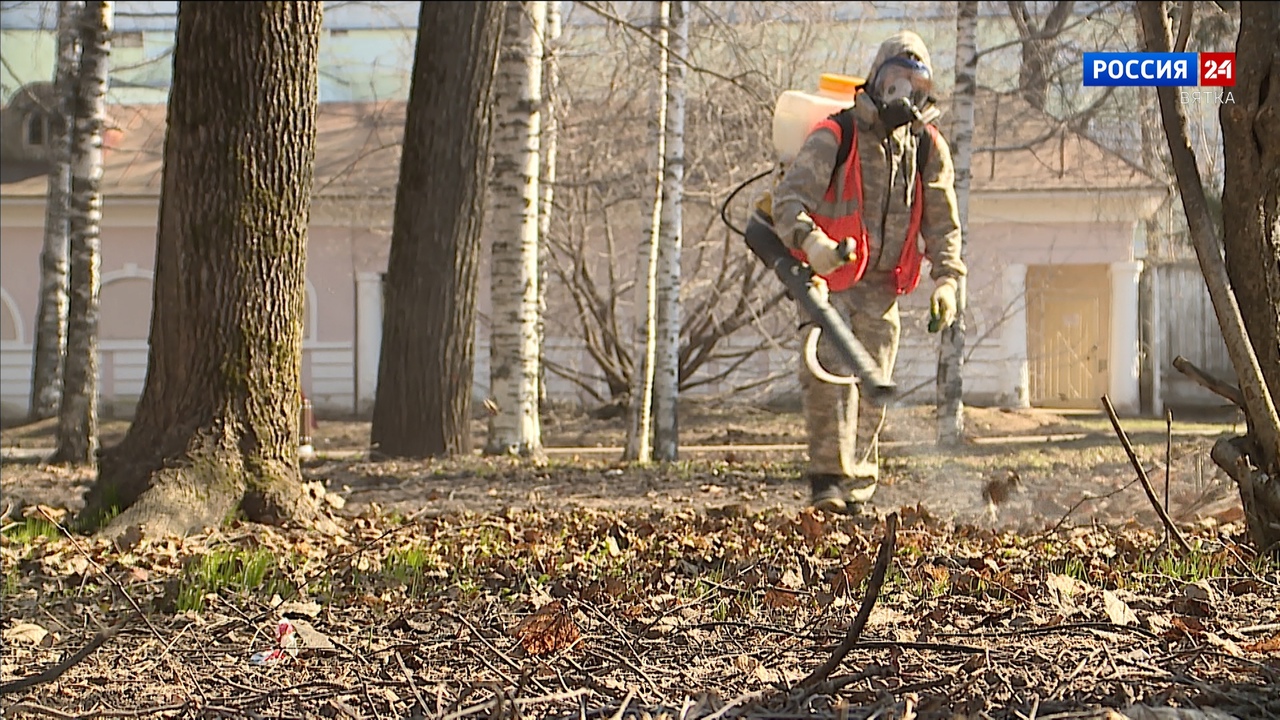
[
  {"xmin": 795, "ymin": 511, "xmax": 899, "ymax": 692},
  {"xmin": 0, "ymin": 613, "xmax": 134, "ymax": 695}
]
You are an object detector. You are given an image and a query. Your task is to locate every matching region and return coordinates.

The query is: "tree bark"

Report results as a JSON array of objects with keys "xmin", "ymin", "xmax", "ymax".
[
  {"xmin": 653, "ymin": 0, "xmax": 687, "ymax": 462},
  {"xmin": 536, "ymin": 1, "xmax": 562, "ymax": 414},
  {"xmin": 1217, "ymin": 2, "xmax": 1280, "ymax": 553},
  {"xmin": 370, "ymin": 1, "xmax": 505, "ymax": 459},
  {"xmin": 937, "ymin": 1, "xmax": 978, "ymax": 447},
  {"xmin": 1007, "ymin": 1, "xmax": 1075, "ymax": 112},
  {"xmin": 623, "ymin": 0, "xmax": 669, "ymax": 464},
  {"xmin": 1220, "ymin": 4, "xmax": 1280, "ymax": 425},
  {"xmin": 29, "ymin": 0, "xmax": 82, "ymax": 422},
  {"xmin": 52, "ymin": 0, "xmax": 110, "ymax": 465},
  {"xmin": 1137, "ymin": 0, "xmax": 1280, "ymax": 554},
  {"xmin": 81, "ymin": 1, "xmax": 325, "ymax": 538},
  {"xmin": 486, "ymin": 0, "xmax": 546, "ymax": 458}
]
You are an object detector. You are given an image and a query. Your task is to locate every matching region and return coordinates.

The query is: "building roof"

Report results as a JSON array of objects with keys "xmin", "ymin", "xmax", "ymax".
[
  {"xmin": 961, "ymin": 88, "xmax": 1162, "ymax": 193},
  {"xmin": 0, "ymin": 88, "xmax": 1161, "ymax": 201}
]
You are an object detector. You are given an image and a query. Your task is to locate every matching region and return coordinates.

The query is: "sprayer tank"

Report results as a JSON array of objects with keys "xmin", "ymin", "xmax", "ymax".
[{"xmin": 771, "ymin": 73, "xmax": 862, "ymax": 165}]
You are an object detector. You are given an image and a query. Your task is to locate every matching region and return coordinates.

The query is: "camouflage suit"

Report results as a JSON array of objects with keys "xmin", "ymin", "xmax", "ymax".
[{"xmin": 753, "ymin": 32, "xmax": 966, "ymax": 506}]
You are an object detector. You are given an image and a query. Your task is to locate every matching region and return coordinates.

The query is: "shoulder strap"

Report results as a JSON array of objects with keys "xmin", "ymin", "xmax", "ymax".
[
  {"xmin": 828, "ymin": 108, "xmax": 856, "ymax": 188},
  {"xmin": 915, "ymin": 123, "xmax": 937, "ymax": 180}
]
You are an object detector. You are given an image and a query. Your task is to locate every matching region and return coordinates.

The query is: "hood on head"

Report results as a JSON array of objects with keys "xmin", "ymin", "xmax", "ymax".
[{"xmin": 866, "ymin": 30, "xmax": 933, "ymax": 86}]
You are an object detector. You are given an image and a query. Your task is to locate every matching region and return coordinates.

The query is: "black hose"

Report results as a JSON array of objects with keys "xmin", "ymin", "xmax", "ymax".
[{"xmin": 718, "ymin": 168, "xmax": 773, "ymax": 237}]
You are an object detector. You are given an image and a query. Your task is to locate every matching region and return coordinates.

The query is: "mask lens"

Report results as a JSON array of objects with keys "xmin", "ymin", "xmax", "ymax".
[{"xmin": 874, "ymin": 58, "xmax": 932, "ymax": 103}]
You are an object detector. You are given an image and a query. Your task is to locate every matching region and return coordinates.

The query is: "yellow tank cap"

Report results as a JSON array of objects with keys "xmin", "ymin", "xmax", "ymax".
[{"xmin": 819, "ymin": 73, "xmax": 864, "ymax": 96}]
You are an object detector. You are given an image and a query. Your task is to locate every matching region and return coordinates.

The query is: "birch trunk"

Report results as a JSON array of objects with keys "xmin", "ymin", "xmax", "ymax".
[
  {"xmin": 370, "ymin": 2, "xmax": 505, "ymax": 459},
  {"xmin": 536, "ymin": 1, "xmax": 562, "ymax": 413},
  {"xmin": 84, "ymin": 1, "xmax": 325, "ymax": 538},
  {"xmin": 937, "ymin": 1, "xmax": 977, "ymax": 447},
  {"xmin": 52, "ymin": 0, "xmax": 110, "ymax": 465},
  {"xmin": 29, "ymin": 0, "xmax": 82, "ymax": 421},
  {"xmin": 623, "ymin": 0, "xmax": 669, "ymax": 463},
  {"xmin": 652, "ymin": 0, "xmax": 686, "ymax": 462},
  {"xmin": 486, "ymin": 0, "xmax": 545, "ymax": 457}
]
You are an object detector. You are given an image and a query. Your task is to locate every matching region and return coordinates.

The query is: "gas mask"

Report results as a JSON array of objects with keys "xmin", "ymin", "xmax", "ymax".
[{"xmin": 870, "ymin": 56, "xmax": 933, "ymax": 130}]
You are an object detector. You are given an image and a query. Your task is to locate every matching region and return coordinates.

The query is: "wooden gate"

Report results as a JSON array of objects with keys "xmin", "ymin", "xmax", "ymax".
[{"xmin": 1027, "ymin": 264, "xmax": 1111, "ymax": 408}]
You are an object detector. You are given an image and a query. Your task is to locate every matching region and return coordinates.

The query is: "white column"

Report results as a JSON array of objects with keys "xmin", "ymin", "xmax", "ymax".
[
  {"xmin": 1001, "ymin": 263, "xmax": 1030, "ymax": 408},
  {"xmin": 1149, "ymin": 265, "xmax": 1163, "ymax": 418},
  {"xmin": 355, "ymin": 271, "xmax": 383, "ymax": 416},
  {"xmin": 1109, "ymin": 261, "xmax": 1144, "ymax": 415}
]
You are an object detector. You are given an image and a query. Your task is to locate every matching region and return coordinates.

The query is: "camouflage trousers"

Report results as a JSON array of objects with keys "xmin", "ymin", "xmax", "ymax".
[{"xmin": 800, "ymin": 274, "xmax": 901, "ymax": 500}]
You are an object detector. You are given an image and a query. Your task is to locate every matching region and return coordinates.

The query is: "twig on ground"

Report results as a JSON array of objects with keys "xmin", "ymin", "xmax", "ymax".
[
  {"xmin": 796, "ymin": 511, "xmax": 899, "ymax": 691},
  {"xmin": 396, "ymin": 650, "xmax": 429, "ymax": 716},
  {"xmin": 0, "ymin": 704, "xmax": 78, "ymax": 719},
  {"xmin": 0, "ymin": 612, "xmax": 134, "ymax": 695},
  {"xmin": 36, "ymin": 507, "xmax": 201, "ymax": 701},
  {"xmin": 608, "ymin": 689, "xmax": 636, "ymax": 720},
  {"xmin": 1101, "ymin": 395, "xmax": 1193, "ymax": 553},
  {"xmin": 1033, "ymin": 476, "xmax": 1140, "ymax": 544},
  {"xmin": 701, "ymin": 689, "xmax": 764, "ymax": 720}
]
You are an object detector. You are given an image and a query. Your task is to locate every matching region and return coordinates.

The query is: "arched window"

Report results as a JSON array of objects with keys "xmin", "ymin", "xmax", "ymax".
[
  {"xmin": 0, "ymin": 287, "xmax": 23, "ymax": 344},
  {"xmin": 25, "ymin": 113, "xmax": 47, "ymax": 146},
  {"xmin": 100, "ymin": 265, "xmax": 155, "ymax": 341}
]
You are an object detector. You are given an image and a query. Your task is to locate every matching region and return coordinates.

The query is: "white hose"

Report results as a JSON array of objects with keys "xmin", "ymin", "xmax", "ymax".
[{"xmin": 803, "ymin": 326, "xmax": 858, "ymax": 386}]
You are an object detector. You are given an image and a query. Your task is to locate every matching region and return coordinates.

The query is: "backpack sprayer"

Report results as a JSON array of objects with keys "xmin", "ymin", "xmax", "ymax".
[{"xmin": 720, "ymin": 73, "xmax": 896, "ymax": 403}]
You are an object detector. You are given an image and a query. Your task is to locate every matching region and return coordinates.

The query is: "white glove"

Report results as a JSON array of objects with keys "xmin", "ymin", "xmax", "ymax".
[
  {"xmin": 800, "ymin": 230, "xmax": 849, "ymax": 277},
  {"xmin": 929, "ymin": 277, "xmax": 958, "ymax": 330}
]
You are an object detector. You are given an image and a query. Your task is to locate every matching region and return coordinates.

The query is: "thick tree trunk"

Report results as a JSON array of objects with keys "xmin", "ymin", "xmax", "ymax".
[
  {"xmin": 1217, "ymin": 3, "xmax": 1280, "ymax": 553},
  {"xmin": 1007, "ymin": 1, "xmax": 1074, "ymax": 112},
  {"xmin": 81, "ymin": 2, "xmax": 325, "ymax": 538},
  {"xmin": 370, "ymin": 2, "xmax": 505, "ymax": 459},
  {"xmin": 52, "ymin": 0, "xmax": 110, "ymax": 465},
  {"xmin": 653, "ymin": 0, "xmax": 686, "ymax": 462},
  {"xmin": 536, "ymin": 1, "xmax": 562, "ymax": 414},
  {"xmin": 486, "ymin": 0, "xmax": 545, "ymax": 458},
  {"xmin": 1138, "ymin": 1, "xmax": 1280, "ymax": 554},
  {"xmin": 29, "ymin": 0, "xmax": 82, "ymax": 422},
  {"xmin": 623, "ymin": 0, "xmax": 669, "ymax": 464},
  {"xmin": 937, "ymin": 1, "xmax": 978, "ymax": 447}
]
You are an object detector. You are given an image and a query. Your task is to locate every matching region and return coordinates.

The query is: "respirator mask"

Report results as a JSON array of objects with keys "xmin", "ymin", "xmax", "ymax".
[{"xmin": 870, "ymin": 56, "xmax": 933, "ymax": 130}]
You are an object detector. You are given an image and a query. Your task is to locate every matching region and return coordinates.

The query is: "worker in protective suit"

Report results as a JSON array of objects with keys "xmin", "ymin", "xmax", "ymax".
[{"xmin": 750, "ymin": 31, "xmax": 967, "ymax": 514}]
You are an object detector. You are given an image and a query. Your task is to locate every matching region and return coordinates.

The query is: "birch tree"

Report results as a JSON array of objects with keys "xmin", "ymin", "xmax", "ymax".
[
  {"xmin": 937, "ymin": 1, "xmax": 978, "ymax": 447},
  {"xmin": 52, "ymin": 0, "xmax": 110, "ymax": 465},
  {"xmin": 652, "ymin": 0, "xmax": 686, "ymax": 462},
  {"xmin": 29, "ymin": 0, "xmax": 82, "ymax": 422},
  {"xmin": 371, "ymin": 2, "xmax": 505, "ymax": 459},
  {"xmin": 536, "ymin": 0, "xmax": 562, "ymax": 412},
  {"xmin": 486, "ymin": 0, "xmax": 546, "ymax": 457},
  {"xmin": 623, "ymin": 0, "xmax": 669, "ymax": 463}
]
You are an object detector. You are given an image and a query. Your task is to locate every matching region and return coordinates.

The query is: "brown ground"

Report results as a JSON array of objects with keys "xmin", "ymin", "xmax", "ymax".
[
  {"xmin": 3, "ymin": 405, "xmax": 1275, "ymax": 720},
  {"xmin": 0, "ymin": 404, "xmax": 1247, "ymax": 533}
]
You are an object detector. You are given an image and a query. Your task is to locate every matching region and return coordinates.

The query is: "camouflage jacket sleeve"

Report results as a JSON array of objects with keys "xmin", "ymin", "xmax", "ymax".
[
  {"xmin": 770, "ymin": 127, "xmax": 841, "ymax": 250},
  {"xmin": 919, "ymin": 128, "xmax": 967, "ymax": 282}
]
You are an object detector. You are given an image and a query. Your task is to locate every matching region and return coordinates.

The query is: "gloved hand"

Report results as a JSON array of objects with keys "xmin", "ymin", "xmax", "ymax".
[
  {"xmin": 929, "ymin": 277, "xmax": 958, "ymax": 332},
  {"xmin": 800, "ymin": 230, "xmax": 850, "ymax": 277}
]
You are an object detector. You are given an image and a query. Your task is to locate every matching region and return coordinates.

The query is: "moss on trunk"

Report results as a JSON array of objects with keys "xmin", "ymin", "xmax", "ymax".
[{"xmin": 77, "ymin": 1, "xmax": 325, "ymax": 539}]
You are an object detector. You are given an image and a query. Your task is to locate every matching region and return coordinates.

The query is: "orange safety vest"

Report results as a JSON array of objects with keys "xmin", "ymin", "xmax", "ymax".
[{"xmin": 790, "ymin": 112, "xmax": 937, "ymax": 296}]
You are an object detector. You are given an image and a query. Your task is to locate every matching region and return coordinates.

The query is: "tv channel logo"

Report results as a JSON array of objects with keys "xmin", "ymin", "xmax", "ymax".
[{"xmin": 1083, "ymin": 52, "xmax": 1235, "ymax": 87}]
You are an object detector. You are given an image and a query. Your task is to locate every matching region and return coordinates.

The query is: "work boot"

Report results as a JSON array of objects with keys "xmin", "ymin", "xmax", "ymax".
[{"xmin": 807, "ymin": 474, "xmax": 849, "ymax": 514}]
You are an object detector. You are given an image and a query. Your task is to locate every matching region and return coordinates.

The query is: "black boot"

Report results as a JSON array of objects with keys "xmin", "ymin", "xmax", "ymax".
[{"xmin": 807, "ymin": 474, "xmax": 848, "ymax": 514}]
